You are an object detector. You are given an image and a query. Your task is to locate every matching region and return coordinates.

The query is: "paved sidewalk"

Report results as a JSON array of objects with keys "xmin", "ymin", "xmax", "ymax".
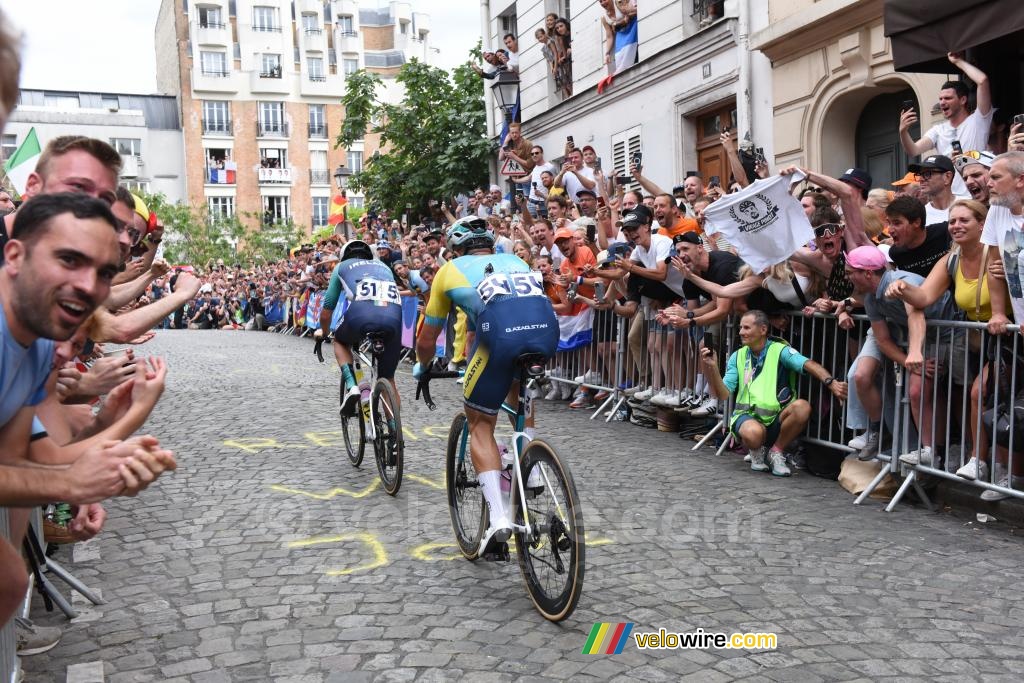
[{"xmin": 24, "ymin": 330, "xmax": 1024, "ymax": 682}]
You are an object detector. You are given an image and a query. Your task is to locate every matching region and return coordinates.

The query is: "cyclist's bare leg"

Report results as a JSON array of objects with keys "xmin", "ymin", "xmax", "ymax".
[
  {"xmin": 333, "ymin": 339, "xmax": 353, "ymax": 367},
  {"xmin": 465, "ymin": 405, "xmax": 500, "ymax": 474}
]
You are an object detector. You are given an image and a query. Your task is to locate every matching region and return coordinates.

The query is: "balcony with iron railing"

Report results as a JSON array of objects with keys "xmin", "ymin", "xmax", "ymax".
[
  {"xmin": 192, "ymin": 67, "xmax": 238, "ymax": 93},
  {"xmin": 202, "ymin": 120, "xmax": 233, "ymax": 136},
  {"xmin": 193, "ymin": 19, "xmax": 229, "ymax": 46},
  {"xmin": 309, "ymin": 169, "xmax": 331, "ymax": 185},
  {"xmin": 308, "ymin": 123, "xmax": 327, "ymax": 139},
  {"xmin": 252, "ymin": 24, "xmax": 283, "ymax": 33},
  {"xmin": 258, "ymin": 167, "xmax": 292, "ymax": 184},
  {"xmin": 250, "ymin": 67, "xmax": 290, "ymax": 94},
  {"xmin": 257, "ymin": 121, "xmax": 289, "ymax": 137}
]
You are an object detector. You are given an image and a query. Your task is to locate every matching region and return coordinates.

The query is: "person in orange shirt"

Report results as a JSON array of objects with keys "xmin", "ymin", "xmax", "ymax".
[{"xmin": 653, "ymin": 192, "xmax": 718, "ymax": 248}]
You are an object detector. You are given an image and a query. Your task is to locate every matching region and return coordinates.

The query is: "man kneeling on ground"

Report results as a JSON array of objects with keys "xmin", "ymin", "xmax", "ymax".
[{"xmin": 700, "ymin": 310, "xmax": 848, "ymax": 476}]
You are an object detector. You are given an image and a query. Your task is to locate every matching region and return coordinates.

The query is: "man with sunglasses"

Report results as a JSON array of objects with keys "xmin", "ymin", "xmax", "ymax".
[
  {"xmin": 955, "ymin": 150, "xmax": 994, "ymax": 205},
  {"xmin": 910, "ymin": 155, "xmax": 967, "ymax": 225},
  {"xmin": 513, "ymin": 145, "xmax": 555, "ymax": 217}
]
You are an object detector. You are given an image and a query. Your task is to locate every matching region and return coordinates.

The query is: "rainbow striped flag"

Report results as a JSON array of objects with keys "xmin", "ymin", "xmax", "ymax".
[{"xmin": 582, "ymin": 622, "xmax": 634, "ymax": 655}]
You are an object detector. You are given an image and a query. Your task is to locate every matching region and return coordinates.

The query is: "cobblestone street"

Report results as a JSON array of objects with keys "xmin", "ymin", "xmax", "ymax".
[{"xmin": 26, "ymin": 330, "xmax": 1024, "ymax": 682}]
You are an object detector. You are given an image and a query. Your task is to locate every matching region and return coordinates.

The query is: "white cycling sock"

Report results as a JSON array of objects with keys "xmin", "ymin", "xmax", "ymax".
[{"xmin": 478, "ymin": 470, "xmax": 508, "ymax": 521}]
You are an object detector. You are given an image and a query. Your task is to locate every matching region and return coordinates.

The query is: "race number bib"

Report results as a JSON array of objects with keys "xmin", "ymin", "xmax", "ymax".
[
  {"xmin": 476, "ymin": 271, "xmax": 544, "ymax": 304},
  {"xmin": 355, "ymin": 278, "xmax": 400, "ymax": 306}
]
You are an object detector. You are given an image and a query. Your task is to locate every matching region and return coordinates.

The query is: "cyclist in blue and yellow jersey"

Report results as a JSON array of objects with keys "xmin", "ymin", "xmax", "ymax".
[
  {"xmin": 415, "ymin": 217, "xmax": 558, "ymax": 549},
  {"xmin": 316, "ymin": 240, "xmax": 403, "ymax": 415}
]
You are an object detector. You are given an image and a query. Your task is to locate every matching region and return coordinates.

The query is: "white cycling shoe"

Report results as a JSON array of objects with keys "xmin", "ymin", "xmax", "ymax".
[{"xmin": 479, "ymin": 515, "xmax": 513, "ymax": 556}]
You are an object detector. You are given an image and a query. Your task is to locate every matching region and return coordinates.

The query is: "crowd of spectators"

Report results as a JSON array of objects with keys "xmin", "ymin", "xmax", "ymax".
[{"xmin": 0, "ymin": 10, "xmax": 184, "ymax": 665}]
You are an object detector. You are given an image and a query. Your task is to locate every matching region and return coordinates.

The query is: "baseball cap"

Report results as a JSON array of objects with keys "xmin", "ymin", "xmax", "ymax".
[
  {"xmin": 673, "ymin": 232, "xmax": 702, "ymax": 246},
  {"xmin": 553, "ymin": 227, "xmax": 575, "ymax": 242},
  {"xmin": 891, "ymin": 172, "xmax": 919, "ymax": 187},
  {"xmin": 846, "ymin": 245, "xmax": 888, "ymax": 271},
  {"xmin": 954, "ymin": 150, "xmax": 996, "ymax": 174},
  {"xmin": 576, "ymin": 188, "xmax": 596, "ymax": 198},
  {"xmin": 621, "ymin": 205, "xmax": 653, "ymax": 229},
  {"xmin": 489, "ymin": 184, "xmax": 502, "ymax": 193},
  {"xmin": 376, "ymin": 241, "xmax": 392, "ymax": 250},
  {"xmin": 908, "ymin": 155, "xmax": 954, "ymax": 174},
  {"xmin": 839, "ymin": 167, "xmax": 872, "ymax": 191}
]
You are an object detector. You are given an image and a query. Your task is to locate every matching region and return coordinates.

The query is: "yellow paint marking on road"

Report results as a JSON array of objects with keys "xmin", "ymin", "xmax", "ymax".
[
  {"xmin": 409, "ymin": 541, "xmax": 463, "ymax": 562},
  {"xmin": 420, "ymin": 425, "xmax": 450, "ymax": 439},
  {"xmin": 404, "ymin": 473, "xmax": 444, "ymax": 490},
  {"xmin": 304, "ymin": 430, "xmax": 346, "ymax": 447},
  {"xmin": 223, "ymin": 437, "xmax": 306, "ymax": 453},
  {"xmin": 286, "ymin": 533, "xmax": 389, "ymax": 576},
  {"xmin": 269, "ymin": 480, "xmax": 380, "ymax": 499},
  {"xmin": 402, "ymin": 427, "xmax": 419, "ymax": 441}
]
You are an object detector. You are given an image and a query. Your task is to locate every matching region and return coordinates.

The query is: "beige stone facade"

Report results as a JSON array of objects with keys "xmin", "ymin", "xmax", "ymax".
[{"xmin": 752, "ymin": 0, "xmax": 950, "ymax": 184}]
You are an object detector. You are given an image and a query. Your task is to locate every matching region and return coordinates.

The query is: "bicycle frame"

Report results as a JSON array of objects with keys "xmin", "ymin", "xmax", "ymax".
[
  {"xmin": 455, "ymin": 368, "xmax": 561, "ymax": 544},
  {"xmin": 354, "ymin": 339, "xmax": 379, "ymax": 439}
]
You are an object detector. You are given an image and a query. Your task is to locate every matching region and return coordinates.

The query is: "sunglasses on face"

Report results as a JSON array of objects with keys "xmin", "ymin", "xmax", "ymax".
[
  {"xmin": 814, "ymin": 223, "xmax": 842, "ymax": 238},
  {"xmin": 807, "ymin": 186, "xmax": 824, "ymax": 193}
]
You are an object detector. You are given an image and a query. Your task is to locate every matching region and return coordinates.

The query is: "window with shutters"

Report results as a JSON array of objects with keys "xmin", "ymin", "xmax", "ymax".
[{"xmin": 610, "ymin": 126, "xmax": 642, "ymax": 193}]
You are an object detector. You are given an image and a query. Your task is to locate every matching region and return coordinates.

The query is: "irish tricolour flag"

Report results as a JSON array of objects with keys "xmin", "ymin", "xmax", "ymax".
[{"xmin": 3, "ymin": 128, "xmax": 41, "ymax": 196}]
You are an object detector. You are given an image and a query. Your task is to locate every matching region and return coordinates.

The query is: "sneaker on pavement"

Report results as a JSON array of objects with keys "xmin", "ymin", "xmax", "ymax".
[
  {"xmin": 750, "ymin": 448, "xmax": 769, "ymax": 472},
  {"xmin": 786, "ymin": 450, "xmax": 807, "ymax": 471},
  {"xmin": 594, "ymin": 389, "xmax": 610, "ymax": 401},
  {"xmin": 544, "ymin": 384, "xmax": 561, "ymax": 400},
  {"xmin": 898, "ymin": 446, "xmax": 933, "ymax": 467},
  {"xmin": 569, "ymin": 393, "xmax": 594, "ymax": 409},
  {"xmin": 632, "ymin": 387, "xmax": 655, "ymax": 402},
  {"xmin": 856, "ymin": 431, "xmax": 881, "ymax": 461},
  {"xmin": 649, "ymin": 389, "xmax": 672, "ymax": 407},
  {"xmin": 743, "ymin": 451, "xmax": 752, "ymax": 463},
  {"xmin": 768, "ymin": 451, "xmax": 792, "ymax": 477},
  {"xmin": 956, "ymin": 456, "xmax": 988, "ymax": 481},
  {"xmin": 15, "ymin": 617, "xmax": 61, "ymax": 656},
  {"xmin": 980, "ymin": 475, "xmax": 1012, "ymax": 501},
  {"xmin": 559, "ymin": 382, "xmax": 575, "ymax": 400},
  {"xmin": 848, "ymin": 432, "xmax": 867, "ymax": 450},
  {"xmin": 689, "ymin": 396, "xmax": 719, "ymax": 417}
]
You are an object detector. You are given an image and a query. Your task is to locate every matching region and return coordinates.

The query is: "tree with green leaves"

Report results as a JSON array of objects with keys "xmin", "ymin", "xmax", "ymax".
[
  {"xmin": 336, "ymin": 52, "xmax": 490, "ymax": 218},
  {"xmin": 141, "ymin": 193, "xmax": 304, "ymax": 268}
]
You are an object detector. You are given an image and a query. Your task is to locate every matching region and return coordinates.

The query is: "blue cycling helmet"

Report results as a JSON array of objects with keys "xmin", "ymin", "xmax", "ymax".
[{"xmin": 446, "ymin": 216, "xmax": 495, "ymax": 253}]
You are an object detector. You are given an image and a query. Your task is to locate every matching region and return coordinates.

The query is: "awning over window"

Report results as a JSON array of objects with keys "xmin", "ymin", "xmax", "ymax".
[{"xmin": 884, "ymin": 0, "xmax": 1024, "ymax": 73}]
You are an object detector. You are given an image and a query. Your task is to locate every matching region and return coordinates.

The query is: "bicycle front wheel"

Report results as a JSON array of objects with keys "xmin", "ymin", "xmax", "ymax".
[
  {"xmin": 446, "ymin": 412, "xmax": 486, "ymax": 560},
  {"xmin": 372, "ymin": 379, "xmax": 404, "ymax": 495},
  {"xmin": 515, "ymin": 440, "xmax": 585, "ymax": 622},
  {"xmin": 340, "ymin": 378, "xmax": 365, "ymax": 467}
]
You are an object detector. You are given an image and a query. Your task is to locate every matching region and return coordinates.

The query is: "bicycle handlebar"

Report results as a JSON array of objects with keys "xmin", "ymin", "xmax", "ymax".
[{"xmin": 415, "ymin": 362, "xmax": 462, "ymax": 411}]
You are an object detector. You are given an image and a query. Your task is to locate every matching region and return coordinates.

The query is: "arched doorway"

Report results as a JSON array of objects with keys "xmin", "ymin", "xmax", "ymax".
[{"xmin": 855, "ymin": 88, "xmax": 918, "ymax": 187}]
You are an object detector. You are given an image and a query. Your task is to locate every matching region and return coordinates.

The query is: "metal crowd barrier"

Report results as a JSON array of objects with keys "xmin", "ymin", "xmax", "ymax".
[{"xmin": 541, "ymin": 303, "xmax": 1024, "ymax": 509}]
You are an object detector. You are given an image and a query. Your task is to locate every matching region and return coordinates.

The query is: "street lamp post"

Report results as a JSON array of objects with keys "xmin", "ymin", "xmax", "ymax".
[
  {"xmin": 333, "ymin": 164, "xmax": 352, "ymax": 239},
  {"xmin": 490, "ymin": 72, "xmax": 521, "ymax": 202}
]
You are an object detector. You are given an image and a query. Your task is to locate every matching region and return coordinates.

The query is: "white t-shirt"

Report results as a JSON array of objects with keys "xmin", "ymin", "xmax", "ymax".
[
  {"xmin": 561, "ymin": 166, "xmax": 595, "ymax": 202},
  {"xmin": 924, "ymin": 108, "xmax": 994, "ymax": 196},
  {"xmin": 529, "ymin": 162, "xmax": 556, "ymax": 202},
  {"xmin": 925, "ymin": 109, "xmax": 993, "ymax": 157},
  {"xmin": 980, "ymin": 204, "xmax": 1024, "ymax": 323},
  {"xmin": 925, "ymin": 202, "xmax": 950, "ymax": 226},
  {"xmin": 703, "ymin": 172, "xmax": 814, "ymax": 273},
  {"xmin": 630, "ymin": 233, "xmax": 686, "ymax": 297}
]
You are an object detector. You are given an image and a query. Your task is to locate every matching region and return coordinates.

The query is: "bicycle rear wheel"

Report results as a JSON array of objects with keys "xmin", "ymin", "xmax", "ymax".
[
  {"xmin": 340, "ymin": 378, "xmax": 365, "ymax": 467},
  {"xmin": 514, "ymin": 440, "xmax": 585, "ymax": 622},
  {"xmin": 372, "ymin": 379, "xmax": 404, "ymax": 495},
  {"xmin": 446, "ymin": 412, "xmax": 486, "ymax": 560}
]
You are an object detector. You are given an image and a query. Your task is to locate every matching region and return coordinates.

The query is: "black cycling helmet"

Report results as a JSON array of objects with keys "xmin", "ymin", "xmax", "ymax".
[{"xmin": 340, "ymin": 240, "xmax": 373, "ymax": 262}]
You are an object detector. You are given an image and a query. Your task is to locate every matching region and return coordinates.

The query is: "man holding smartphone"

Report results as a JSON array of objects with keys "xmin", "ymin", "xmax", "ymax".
[
  {"xmin": 899, "ymin": 52, "xmax": 992, "ymax": 196},
  {"xmin": 512, "ymin": 145, "xmax": 556, "ymax": 217}
]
